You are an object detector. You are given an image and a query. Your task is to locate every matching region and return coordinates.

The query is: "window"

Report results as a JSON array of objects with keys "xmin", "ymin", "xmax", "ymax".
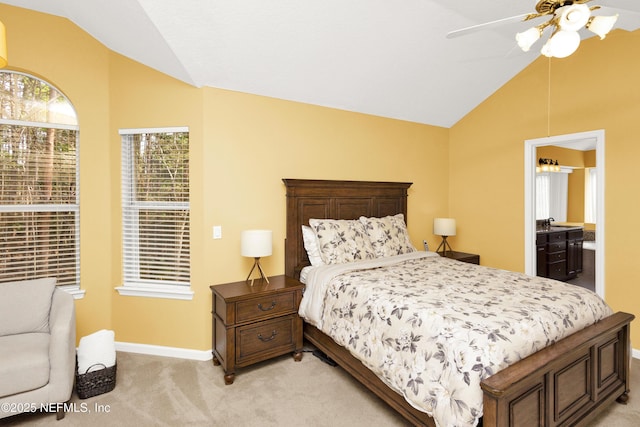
[
  {"xmin": 535, "ymin": 173, "xmax": 550, "ymax": 220},
  {"xmin": 0, "ymin": 71, "xmax": 80, "ymax": 292},
  {"xmin": 117, "ymin": 128, "xmax": 192, "ymax": 300},
  {"xmin": 535, "ymin": 171, "xmax": 569, "ymax": 221}
]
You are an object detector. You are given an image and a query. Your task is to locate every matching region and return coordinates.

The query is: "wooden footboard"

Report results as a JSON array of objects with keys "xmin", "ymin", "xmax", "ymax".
[
  {"xmin": 305, "ymin": 312, "xmax": 634, "ymax": 427},
  {"xmin": 481, "ymin": 311, "xmax": 634, "ymax": 427}
]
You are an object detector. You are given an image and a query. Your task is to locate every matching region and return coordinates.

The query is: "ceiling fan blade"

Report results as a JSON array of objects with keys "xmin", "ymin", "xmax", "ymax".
[
  {"xmin": 446, "ymin": 13, "xmax": 532, "ymax": 39},
  {"xmin": 603, "ymin": 6, "xmax": 640, "ymax": 15}
]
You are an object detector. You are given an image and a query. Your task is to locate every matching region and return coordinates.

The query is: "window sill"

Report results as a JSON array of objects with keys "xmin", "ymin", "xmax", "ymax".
[
  {"xmin": 58, "ymin": 285, "xmax": 86, "ymax": 300},
  {"xmin": 115, "ymin": 284, "xmax": 194, "ymax": 300}
]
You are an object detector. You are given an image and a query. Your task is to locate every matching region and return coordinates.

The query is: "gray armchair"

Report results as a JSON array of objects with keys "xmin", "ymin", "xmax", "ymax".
[{"xmin": 0, "ymin": 278, "xmax": 76, "ymax": 420}]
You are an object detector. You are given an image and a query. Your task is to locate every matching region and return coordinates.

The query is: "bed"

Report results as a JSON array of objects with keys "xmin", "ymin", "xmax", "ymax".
[{"xmin": 283, "ymin": 178, "xmax": 634, "ymax": 427}]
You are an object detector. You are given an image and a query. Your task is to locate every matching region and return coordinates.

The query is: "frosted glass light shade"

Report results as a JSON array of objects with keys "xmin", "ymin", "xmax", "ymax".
[
  {"xmin": 516, "ymin": 26, "xmax": 542, "ymax": 52},
  {"xmin": 241, "ymin": 230, "xmax": 273, "ymax": 257},
  {"xmin": 541, "ymin": 30, "xmax": 580, "ymax": 58},
  {"xmin": 558, "ymin": 4, "xmax": 591, "ymax": 32},
  {"xmin": 433, "ymin": 218, "xmax": 456, "ymax": 237},
  {"xmin": 587, "ymin": 15, "xmax": 618, "ymax": 39}
]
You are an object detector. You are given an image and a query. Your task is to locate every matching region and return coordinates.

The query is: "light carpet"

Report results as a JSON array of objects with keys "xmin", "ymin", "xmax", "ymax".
[{"xmin": 1, "ymin": 350, "xmax": 638, "ymax": 426}]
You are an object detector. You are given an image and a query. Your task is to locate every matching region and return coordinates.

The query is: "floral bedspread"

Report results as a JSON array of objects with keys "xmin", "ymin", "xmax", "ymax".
[{"xmin": 303, "ymin": 253, "xmax": 612, "ymax": 427}]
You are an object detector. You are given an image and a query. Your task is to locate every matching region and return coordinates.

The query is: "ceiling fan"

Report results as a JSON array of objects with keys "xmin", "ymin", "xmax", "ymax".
[{"xmin": 447, "ymin": 0, "xmax": 620, "ymax": 58}]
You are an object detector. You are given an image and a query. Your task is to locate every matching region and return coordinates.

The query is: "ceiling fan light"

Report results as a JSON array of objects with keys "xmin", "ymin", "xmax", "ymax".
[
  {"xmin": 541, "ymin": 30, "xmax": 581, "ymax": 58},
  {"xmin": 557, "ymin": 4, "xmax": 591, "ymax": 32},
  {"xmin": 516, "ymin": 26, "xmax": 542, "ymax": 52},
  {"xmin": 587, "ymin": 15, "xmax": 618, "ymax": 39}
]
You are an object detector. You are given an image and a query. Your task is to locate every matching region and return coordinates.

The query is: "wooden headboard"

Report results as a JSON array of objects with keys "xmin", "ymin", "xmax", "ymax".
[{"xmin": 283, "ymin": 179, "xmax": 412, "ymax": 278}]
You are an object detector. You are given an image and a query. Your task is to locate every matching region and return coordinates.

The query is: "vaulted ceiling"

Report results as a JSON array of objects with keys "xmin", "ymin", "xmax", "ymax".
[{"xmin": 2, "ymin": 0, "xmax": 639, "ymax": 128}]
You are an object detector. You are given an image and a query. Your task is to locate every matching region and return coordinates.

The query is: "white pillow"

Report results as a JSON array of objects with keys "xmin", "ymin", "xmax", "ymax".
[{"xmin": 302, "ymin": 225, "xmax": 324, "ymax": 266}]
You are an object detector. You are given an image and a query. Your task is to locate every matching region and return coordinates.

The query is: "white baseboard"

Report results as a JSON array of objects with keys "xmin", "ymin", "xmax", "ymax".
[
  {"xmin": 115, "ymin": 341, "xmax": 213, "ymax": 361},
  {"xmin": 115, "ymin": 342, "xmax": 639, "ymax": 362}
]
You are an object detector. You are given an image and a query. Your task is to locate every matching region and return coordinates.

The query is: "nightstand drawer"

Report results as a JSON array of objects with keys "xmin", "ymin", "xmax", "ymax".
[
  {"xmin": 235, "ymin": 292, "xmax": 296, "ymax": 324},
  {"xmin": 236, "ymin": 315, "xmax": 295, "ymax": 365}
]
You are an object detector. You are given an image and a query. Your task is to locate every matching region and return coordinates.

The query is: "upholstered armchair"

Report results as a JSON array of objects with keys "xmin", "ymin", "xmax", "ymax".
[{"xmin": 0, "ymin": 278, "xmax": 76, "ymax": 420}]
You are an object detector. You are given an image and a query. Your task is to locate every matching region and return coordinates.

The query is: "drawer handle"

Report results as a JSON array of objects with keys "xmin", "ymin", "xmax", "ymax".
[
  {"xmin": 257, "ymin": 330, "xmax": 278, "ymax": 342},
  {"xmin": 258, "ymin": 301, "xmax": 276, "ymax": 311}
]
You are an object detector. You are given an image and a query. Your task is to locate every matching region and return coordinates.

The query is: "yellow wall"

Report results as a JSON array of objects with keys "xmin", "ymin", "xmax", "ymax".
[
  {"xmin": 2, "ymin": 3, "xmax": 637, "ymax": 350},
  {"xmin": 1, "ymin": 6, "xmax": 114, "ymax": 341},
  {"xmin": 0, "ymin": 5, "xmax": 449, "ymax": 350},
  {"xmin": 107, "ymin": 54, "xmax": 205, "ymax": 349},
  {"xmin": 567, "ymin": 169, "xmax": 585, "ymax": 223},
  {"xmin": 107, "ymin": 63, "xmax": 449, "ymax": 349},
  {"xmin": 450, "ymin": 29, "xmax": 640, "ymax": 346}
]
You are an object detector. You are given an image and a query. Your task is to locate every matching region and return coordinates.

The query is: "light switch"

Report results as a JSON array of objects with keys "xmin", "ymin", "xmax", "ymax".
[{"xmin": 213, "ymin": 226, "xmax": 222, "ymax": 239}]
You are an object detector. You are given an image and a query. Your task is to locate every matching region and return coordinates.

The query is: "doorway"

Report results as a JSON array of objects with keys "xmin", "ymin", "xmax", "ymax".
[{"xmin": 524, "ymin": 130, "xmax": 605, "ymax": 298}]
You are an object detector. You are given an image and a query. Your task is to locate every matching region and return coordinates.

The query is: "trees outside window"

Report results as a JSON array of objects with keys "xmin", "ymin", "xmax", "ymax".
[
  {"xmin": 119, "ymin": 128, "xmax": 191, "ymax": 299},
  {"xmin": 0, "ymin": 71, "xmax": 79, "ymax": 289}
]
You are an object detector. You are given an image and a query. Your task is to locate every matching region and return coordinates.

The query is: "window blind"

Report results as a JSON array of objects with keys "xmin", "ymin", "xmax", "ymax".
[
  {"xmin": 121, "ymin": 130, "xmax": 190, "ymax": 287},
  {"xmin": 0, "ymin": 125, "xmax": 79, "ymax": 286},
  {"xmin": 535, "ymin": 173, "xmax": 549, "ymax": 220}
]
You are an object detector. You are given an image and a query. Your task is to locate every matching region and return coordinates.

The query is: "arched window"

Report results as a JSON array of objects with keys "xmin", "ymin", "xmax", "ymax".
[{"xmin": 0, "ymin": 71, "xmax": 80, "ymax": 290}]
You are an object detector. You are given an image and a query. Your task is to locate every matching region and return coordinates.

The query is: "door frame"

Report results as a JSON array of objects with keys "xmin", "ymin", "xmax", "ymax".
[{"xmin": 524, "ymin": 129, "xmax": 605, "ymax": 297}]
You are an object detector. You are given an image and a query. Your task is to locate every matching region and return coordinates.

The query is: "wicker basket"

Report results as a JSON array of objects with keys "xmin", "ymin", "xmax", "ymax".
[{"xmin": 76, "ymin": 361, "xmax": 117, "ymax": 399}]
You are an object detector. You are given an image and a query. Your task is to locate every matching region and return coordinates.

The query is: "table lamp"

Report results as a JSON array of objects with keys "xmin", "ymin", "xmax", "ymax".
[
  {"xmin": 241, "ymin": 230, "xmax": 272, "ymax": 285},
  {"xmin": 433, "ymin": 218, "xmax": 456, "ymax": 255}
]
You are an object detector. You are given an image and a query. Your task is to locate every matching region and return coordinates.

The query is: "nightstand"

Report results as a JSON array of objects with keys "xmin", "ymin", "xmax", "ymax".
[
  {"xmin": 439, "ymin": 250, "xmax": 480, "ymax": 265},
  {"xmin": 210, "ymin": 275, "xmax": 304, "ymax": 385}
]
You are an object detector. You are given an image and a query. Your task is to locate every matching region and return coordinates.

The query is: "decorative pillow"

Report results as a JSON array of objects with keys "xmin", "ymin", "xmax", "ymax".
[
  {"xmin": 302, "ymin": 225, "xmax": 324, "ymax": 266},
  {"xmin": 308, "ymin": 218, "xmax": 376, "ymax": 264},
  {"xmin": 359, "ymin": 213, "xmax": 416, "ymax": 258}
]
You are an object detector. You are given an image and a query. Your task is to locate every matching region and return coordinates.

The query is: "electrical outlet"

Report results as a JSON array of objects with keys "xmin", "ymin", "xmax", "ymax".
[
  {"xmin": 213, "ymin": 226, "xmax": 222, "ymax": 239},
  {"xmin": 423, "ymin": 240, "xmax": 429, "ymax": 251}
]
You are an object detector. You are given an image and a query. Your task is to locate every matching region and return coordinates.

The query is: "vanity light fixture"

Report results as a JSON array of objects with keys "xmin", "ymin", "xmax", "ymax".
[
  {"xmin": 241, "ymin": 229, "xmax": 272, "ymax": 285},
  {"xmin": 433, "ymin": 218, "xmax": 456, "ymax": 255},
  {"xmin": 516, "ymin": 1, "xmax": 618, "ymax": 58},
  {"xmin": 537, "ymin": 158, "xmax": 561, "ymax": 172}
]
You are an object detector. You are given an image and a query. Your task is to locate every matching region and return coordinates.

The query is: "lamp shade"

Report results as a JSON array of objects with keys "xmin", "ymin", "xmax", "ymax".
[
  {"xmin": 241, "ymin": 230, "xmax": 272, "ymax": 257},
  {"xmin": 433, "ymin": 218, "xmax": 456, "ymax": 237}
]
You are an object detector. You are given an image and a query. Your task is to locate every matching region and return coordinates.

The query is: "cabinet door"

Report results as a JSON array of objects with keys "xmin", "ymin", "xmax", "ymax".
[
  {"xmin": 567, "ymin": 241, "xmax": 577, "ymax": 278},
  {"xmin": 537, "ymin": 244, "xmax": 546, "ymax": 277},
  {"xmin": 568, "ymin": 230, "xmax": 584, "ymax": 277},
  {"xmin": 568, "ymin": 239, "xmax": 583, "ymax": 277}
]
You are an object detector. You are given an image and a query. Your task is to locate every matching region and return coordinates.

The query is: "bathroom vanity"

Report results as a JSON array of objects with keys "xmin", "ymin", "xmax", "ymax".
[{"xmin": 536, "ymin": 225, "xmax": 584, "ymax": 281}]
